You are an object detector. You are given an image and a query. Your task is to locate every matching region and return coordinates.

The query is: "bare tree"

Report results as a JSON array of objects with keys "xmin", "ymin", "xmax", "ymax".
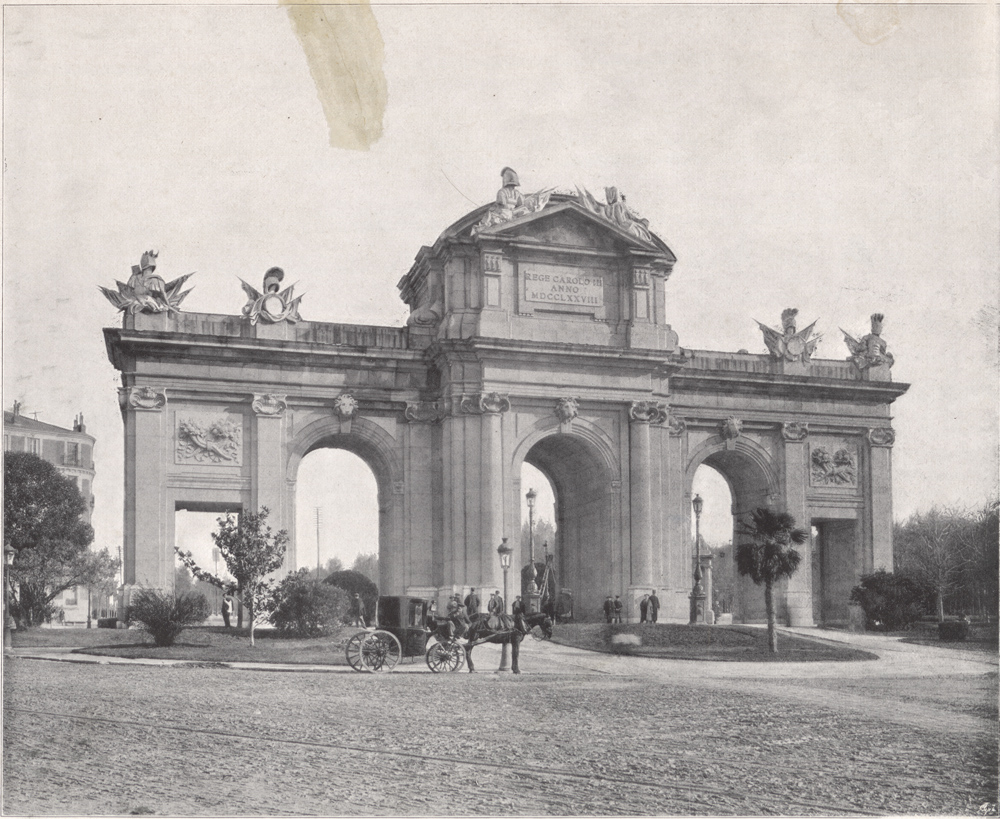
[{"xmin": 893, "ymin": 507, "xmax": 968, "ymax": 622}]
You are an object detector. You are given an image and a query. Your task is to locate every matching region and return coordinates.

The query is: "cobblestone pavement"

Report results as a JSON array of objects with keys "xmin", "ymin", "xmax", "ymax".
[{"xmin": 3, "ymin": 634, "xmax": 997, "ymax": 816}]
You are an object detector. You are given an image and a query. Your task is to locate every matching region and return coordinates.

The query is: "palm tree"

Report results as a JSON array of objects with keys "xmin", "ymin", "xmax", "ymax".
[{"xmin": 736, "ymin": 508, "xmax": 807, "ymax": 653}]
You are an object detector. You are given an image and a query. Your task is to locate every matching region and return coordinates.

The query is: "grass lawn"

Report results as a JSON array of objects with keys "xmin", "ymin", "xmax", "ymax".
[
  {"xmin": 12, "ymin": 625, "xmax": 353, "ymax": 665},
  {"xmin": 550, "ymin": 623, "xmax": 878, "ymax": 661}
]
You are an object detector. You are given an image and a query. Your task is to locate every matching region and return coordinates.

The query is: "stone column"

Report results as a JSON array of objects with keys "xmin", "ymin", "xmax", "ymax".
[
  {"xmin": 120, "ymin": 386, "xmax": 168, "ymax": 590},
  {"xmin": 867, "ymin": 427, "xmax": 896, "ymax": 572},
  {"xmin": 781, "ymin": 422, "xmax": 814, "ymax": 626},
  {"xmin": 481, "ymin": 393, "xmax": 509, "ymax": 592},
  {"xmin": 628, "ymin": 401, "xmax": 665, "ymax": 618},
  {"xmin": 251, "ymin": 394, "xmax": 289, "ymax": 565}
]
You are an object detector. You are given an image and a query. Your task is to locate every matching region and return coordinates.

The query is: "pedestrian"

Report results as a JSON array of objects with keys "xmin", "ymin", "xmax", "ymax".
[
  {"xmin": 613, "ymin": 595, "xmax": 623, "ymax": 623},
  {"xmin": 639, "ymin": 594, "xmax": 649, "ymax": 624},
  {"xmin": 428, "ymin": 598, "xmax": 438, "ymax": 618},
  {"xmin": 648, "ymin": 589, "xmax": 660, "ymax": 623},
  {"xmin": 58, "ymin": 608, "xmax": 65, "ymax": 626},
  {"xmin": 221, "ymin": 594, "xmax": 233, "ymax": 628},
  {"xmin": 487, "ymin": 589, "xmax": 504, "ymax": 629},
  {"xmin": 603, "ymin": 595, "xmax": 613, "ymax": 623},
  {"xmin": 464, "ymin": 586, "xmax": 480, "ymax": 617},
  {"xmin": 350, "ymin": 593, "xmax": 367, "ymax": 627}
]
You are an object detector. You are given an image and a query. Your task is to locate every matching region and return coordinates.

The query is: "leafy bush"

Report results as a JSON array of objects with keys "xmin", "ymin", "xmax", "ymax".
[
  {"xmin": 129, "ymin": 589, "xmax": 210, "ymax": 646},
  {"xmin": 850, "ymin": 570, "xmax": 932, "ymax": 632},
  {"xmin": 323, "ymin": 569, "xmax": 378, "ymax": 623},
  {"xmin": 271, "ymin": 569, "xmax": 349, "ymax": 637}
]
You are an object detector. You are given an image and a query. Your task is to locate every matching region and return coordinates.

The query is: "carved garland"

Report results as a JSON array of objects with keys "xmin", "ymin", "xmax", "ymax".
[{"xmin": 809, "ymin": 445, "xmax": 858, "ymax": 487}]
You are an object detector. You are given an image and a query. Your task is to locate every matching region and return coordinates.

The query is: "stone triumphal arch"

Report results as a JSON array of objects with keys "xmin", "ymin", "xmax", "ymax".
[{"xmin": 104, "ymin": 172, "xmax": 908, "ymax": 625}]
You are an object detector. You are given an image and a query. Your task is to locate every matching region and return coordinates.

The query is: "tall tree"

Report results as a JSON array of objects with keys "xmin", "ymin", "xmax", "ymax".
[
  {"xmin": 735, "ymin": 508, "xmax": 807, "ymax": 653},
  {"xmin": 4, "ymin": 452, "xmax": 116, "ymax": 626},
  {"xmin": 176, "ymin": 506, "xmax": 288, "ymax": 645},
  {"xmin": 322, "ymin": 556, "xmax": 344, "ymax": 580}
]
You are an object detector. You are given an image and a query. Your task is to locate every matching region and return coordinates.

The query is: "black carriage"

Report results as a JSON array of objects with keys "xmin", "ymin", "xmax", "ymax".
[{"xmin": 344, "ymin": 595, "xmax": 464, "ymax": 673}]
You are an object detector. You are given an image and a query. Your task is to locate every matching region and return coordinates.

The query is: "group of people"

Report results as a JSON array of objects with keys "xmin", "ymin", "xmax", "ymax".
[
  {"xmin": 437, "ymin": 585, "xmax": 529, "ymax": 642},
  {"xmin": 603, "ymin": 590, "xmax": 660, "ymax": 623}
]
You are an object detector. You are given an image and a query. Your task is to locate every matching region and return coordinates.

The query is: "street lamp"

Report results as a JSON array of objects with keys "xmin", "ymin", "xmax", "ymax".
[
  {"xmin": 4, "ymin": 544, "xmax": 15, "ymax": 651},
  {"xmin": 526, "ymin": 488, "xmax": 538, "ymax": 594},
  {"xmin": 497, "ymin": 537, "xmax": 512, "ymax": 673},
  {"xmin": 689, "ymin": 494, "xmax": 706, "ymax": 625}
]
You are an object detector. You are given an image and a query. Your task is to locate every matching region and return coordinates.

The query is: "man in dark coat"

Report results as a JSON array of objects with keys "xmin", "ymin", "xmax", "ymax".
[
  {"xmin": 603, "ymin": 595, "xmax": 613, "ymax": 623},
  {"xmin": 446, "ymin": 594, "xmax": 470, "ymax": 641},
  {"xmin": 464, "ymin": 587, "xmax": 481, "ymax": 617},
  {"xmin": 639, "ymin": 594, "xmax": 649, "ymax": 624},
  {"xmin": 511, "ymin": 595, "xmax": 528, "ymax": 634},
  {"xmin": 487, "ymin": 590, "xmax": 504, "ymax": 629},
  {"xmin": 648, "ymin": 590, "xmax": 660, "ymax": 623},
  {"xmin": 613, "ymin": 595, "xmax": 623, "ymax": 623}
]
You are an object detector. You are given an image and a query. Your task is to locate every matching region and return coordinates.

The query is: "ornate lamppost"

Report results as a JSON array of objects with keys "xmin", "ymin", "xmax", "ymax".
[
  {"xmin": 689, "ymin": 494, "xmax": 707, "ymax": 625},
  {"xmin": 525, "ymin": 488, "xmax": 542, "ymax": 612},
  {"xmin": 4, "ymin": 544, "xmax": 15, "ymax": 652},
  {"xmin": 497, "ymin": 537, "xmax": 512, "ymax": 673}
]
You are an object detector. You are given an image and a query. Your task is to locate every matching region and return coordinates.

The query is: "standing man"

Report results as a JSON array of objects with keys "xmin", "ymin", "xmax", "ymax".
[
  {"xmin": 350, "ymin": 593, "xmax": 367, "ymax": 627},
  {"xmin": 221, "ymin": 594, "xmax": 233, "ymax": 628},
  {"xmin": 464, "ymin": 587, "xmax": 480, "ymax": 617},
  {"xmin": 511, "ymin": 595, "xmax": 528, "ymax": 634},
  {"xmin": 639, "ymin": 594, "xmax": 649, "ymax": 624},
  {"xmin": 603, "ymin": 595, "xmax": 613, "ymax": 623},
  {"xmin": 613, "ymin": 595, "xmax": 623, "ymax": 624},
  {"xmin": 487, "ymin": 589, "xmax": 504, "ymax": 629},
  {"xmin": 648, "ymin": 590, "xmax": 660, "ymax": 623}
]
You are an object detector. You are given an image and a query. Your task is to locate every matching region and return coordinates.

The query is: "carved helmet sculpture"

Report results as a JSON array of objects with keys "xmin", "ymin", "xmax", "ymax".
[{"xmin": 501, "ymin": 166, "xmax": 520, "ymax": 187}]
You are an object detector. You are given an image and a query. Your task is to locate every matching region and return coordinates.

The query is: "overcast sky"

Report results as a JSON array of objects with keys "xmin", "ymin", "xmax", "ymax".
[{"xmin": 4, "ymin": 2, "xmax": 997, "ymax": 570}]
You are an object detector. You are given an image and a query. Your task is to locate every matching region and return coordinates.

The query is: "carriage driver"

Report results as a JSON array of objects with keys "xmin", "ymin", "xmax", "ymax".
[{"xmin": 445, "ymin": 594, "xmax": 471, "ymax": 642}]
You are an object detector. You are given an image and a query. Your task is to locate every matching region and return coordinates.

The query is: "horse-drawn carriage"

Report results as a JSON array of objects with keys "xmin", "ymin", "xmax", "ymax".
[
  {"xmin": 345, "ymin": 594, "xmax": 553, "ymax": 674},
  {"xmin": 344, "ymin": 595, "xmax": 466, "ymax": 673}
]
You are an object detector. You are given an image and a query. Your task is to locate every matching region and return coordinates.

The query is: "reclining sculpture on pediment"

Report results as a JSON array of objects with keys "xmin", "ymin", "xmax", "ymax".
[{"xmin": 473, "ymin": 167, "xmax": 553, "ymax": 233}]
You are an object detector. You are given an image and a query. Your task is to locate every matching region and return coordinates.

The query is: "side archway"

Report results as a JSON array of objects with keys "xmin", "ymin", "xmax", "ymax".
[{"xmin": 685, "ymin": 434, "xmax": 780, "ymax": 624}]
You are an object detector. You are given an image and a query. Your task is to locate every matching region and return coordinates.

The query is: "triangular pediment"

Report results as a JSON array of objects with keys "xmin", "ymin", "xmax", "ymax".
[{"xmin": 441, "ymin": 195, "xmax": 675, "ymax": 263}]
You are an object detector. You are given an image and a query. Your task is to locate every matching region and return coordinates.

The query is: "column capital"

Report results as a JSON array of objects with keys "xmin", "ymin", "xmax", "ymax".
[
  {"xmin": 252, "ymin": 393, "xmax": 287, "ymax": 417},
  {"xmin": 867, "ymin": 427, "xmax": 895, "ymax": 447},
  {"xmin": 120, "ymin": 386, "xmax": 166, "ymax": 411},
  {"xmin": 781, "ymin": 421, "xmax": 809, "ymax": 442},
  {"xmin": 404, "ymin": 401, "xmax": 445, "ymax": 423},
  {"xmin": 461, "ymin": 392, "xmax": 511, "ymax": 415},
  {"xmin": 629, "ymin": 401, "xmax": 667, "ymax": 424}
]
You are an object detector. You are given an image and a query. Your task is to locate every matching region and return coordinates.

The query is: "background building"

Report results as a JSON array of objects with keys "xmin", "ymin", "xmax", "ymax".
[{"xmin": 4, "ymin": 402, "xmax": 98, "ymax": 624}]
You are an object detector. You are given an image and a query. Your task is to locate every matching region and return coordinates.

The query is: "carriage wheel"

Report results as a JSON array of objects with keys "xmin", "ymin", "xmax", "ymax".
[
  {"xmin": 360, "ymin": 630, "xmax": 402, "ymax": 673},
  {"xmin": 345, "ymin": 631, "xmax": 373, "ymax": 672},
  {"xmin": 425, "ymin": 640, "xmax": 465, "ymax": 673},
  {"xmin": 530, "ymin": 626, "xmax": 548, "ymax": 641}
]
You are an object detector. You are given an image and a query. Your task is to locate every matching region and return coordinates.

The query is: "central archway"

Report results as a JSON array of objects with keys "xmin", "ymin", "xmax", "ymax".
[
  {"xmin": 285, "ymin": 416, "xmax": 403, "ymax": 594},
  {"xmin": 516, "ymin": 424, "xmax": 620, "ymax": 622}
]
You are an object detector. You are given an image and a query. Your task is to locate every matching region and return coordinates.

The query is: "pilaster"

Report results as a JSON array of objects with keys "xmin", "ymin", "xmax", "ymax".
[
  {"xmin": 867, "ymin": 427, "xmax": 895, "ymax": 572},
  {"xmin": 780, "ymin": 421, "xmax": 814, "ymax": 626}
]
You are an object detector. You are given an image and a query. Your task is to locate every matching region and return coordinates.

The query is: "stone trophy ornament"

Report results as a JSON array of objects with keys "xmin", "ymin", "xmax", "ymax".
[
  {"xmin": 842, "ymin": 313, "xmax": 895, "ymax": 372},
  {"xmin": 755, "ymin": 308, "xmax": 822, "ymax": 363},
  {"xmin": 473, "ymin": 168, "xmax": 553, "ymax": 233},
  {"xmin": 100, "ymin": 250, "xmax": 195, "ymax": 314},
  {"xmin": 176, "ymin": 417, "xmax": 242, "ymax": 464},
  {"xmin": 240, "ymin": 267, "xmax": 303, "ymax": 325},
  {"xmin": 575, "ymin": 186, "xmax": 653, "ymax": 243}
]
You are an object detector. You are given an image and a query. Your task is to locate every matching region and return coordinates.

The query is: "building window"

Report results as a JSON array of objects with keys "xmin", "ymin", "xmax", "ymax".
[
  {"xmin": 27, "ymin": 438, "xmax": 40, "ymax": 455},
  {"xmin": 66, "ymin": 442, "xmax": 80, "ymax": 466}
]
